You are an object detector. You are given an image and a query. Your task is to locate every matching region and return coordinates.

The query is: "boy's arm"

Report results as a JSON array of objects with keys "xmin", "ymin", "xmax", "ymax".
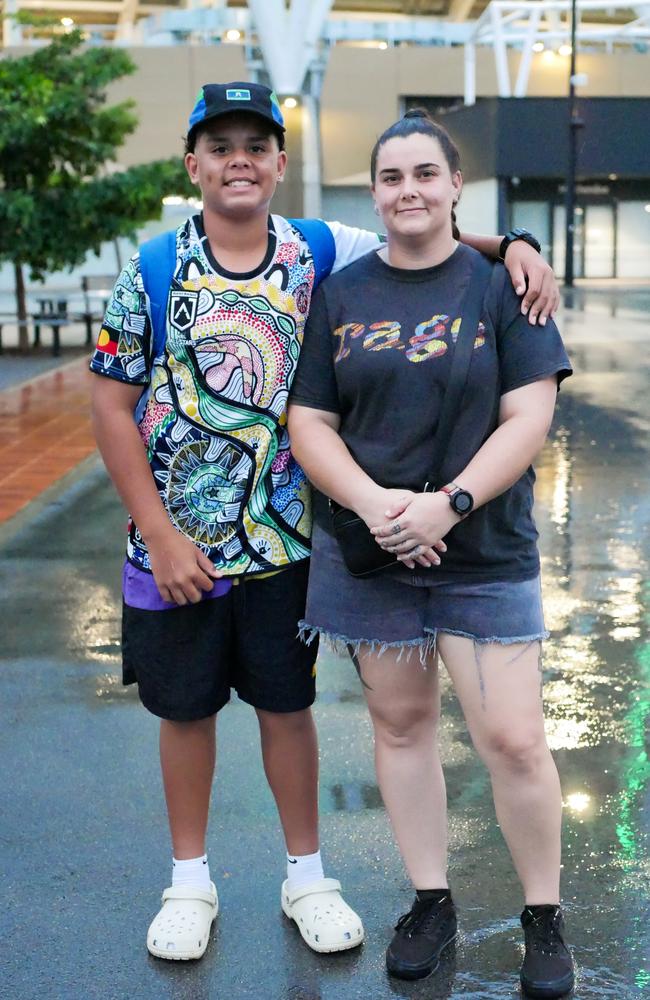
[
  {"xmin": 459, "ymin": 230, "xmax": 559, "ymax": 326},
  {"xmin": 327, "ymin": 221, "xmax": 559, "ymax": 326},
  {"xmin": 90, "ymin": 375, "xmax": 221, "ymax": 604}
]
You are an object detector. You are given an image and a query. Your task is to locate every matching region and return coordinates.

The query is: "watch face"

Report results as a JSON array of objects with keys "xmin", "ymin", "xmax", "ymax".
[
  {"xmin": 513, "ymin": 229, "xmax": 541, "ymax": 253},
  {"xmin": 453, "ymin": 490, "xmax": 473, "ymax": 514}
]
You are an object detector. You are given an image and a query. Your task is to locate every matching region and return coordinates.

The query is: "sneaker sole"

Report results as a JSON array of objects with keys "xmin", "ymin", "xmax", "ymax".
[
  {"xmin": 520, "ymin": 971, "xmax": 575, "ymax": 998},
  {"xmin": 386, "ymin": 930, "xmax": 457, "ymax": 981}
]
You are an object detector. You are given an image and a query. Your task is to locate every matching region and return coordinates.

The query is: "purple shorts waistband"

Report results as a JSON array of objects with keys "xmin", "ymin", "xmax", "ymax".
[{"xmin": 122, "ymin": 560, "xmax": 232, "ymax": 611}]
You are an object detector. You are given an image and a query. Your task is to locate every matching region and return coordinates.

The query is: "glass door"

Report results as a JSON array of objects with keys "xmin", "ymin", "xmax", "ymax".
[
  {"xmin": 616, "ymin": 202, "xmax": 650, "ymax": 278},
  {"xmin": 553, "ymin": 203, "xmax": 615, "ymax": 278},
  {"xmin": 553, "ymin": 205, "xmax": 584, "ymax": 279},
  {"xmin": 584, "ymin": 204, "xmax": 615, "ymax": 278}
]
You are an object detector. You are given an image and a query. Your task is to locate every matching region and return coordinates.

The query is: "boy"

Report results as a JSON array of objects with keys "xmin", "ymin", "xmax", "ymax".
[{"xmin": 90, "ymin": 82, "xmax": 558, "ymax": 961}]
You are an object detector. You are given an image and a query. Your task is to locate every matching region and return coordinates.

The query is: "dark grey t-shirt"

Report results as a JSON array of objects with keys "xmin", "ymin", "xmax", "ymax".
[{"xmin": 290, "ymin": 243, "xmax": 572, "ymax": 583}]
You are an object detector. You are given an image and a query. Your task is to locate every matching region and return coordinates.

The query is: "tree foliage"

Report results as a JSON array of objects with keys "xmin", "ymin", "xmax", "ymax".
[{"xmin": 0, "ymin": 27, "xmax": 193, "ymax": 345}]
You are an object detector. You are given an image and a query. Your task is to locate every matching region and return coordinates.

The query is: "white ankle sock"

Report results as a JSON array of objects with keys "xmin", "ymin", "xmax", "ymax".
[
  {"xmin": 171, "ymin": 854, "xmax": 211, "ymax": 892},
  {"xmin": 286, "ymin": 849, "xmax": 324, "ymax": 890}
]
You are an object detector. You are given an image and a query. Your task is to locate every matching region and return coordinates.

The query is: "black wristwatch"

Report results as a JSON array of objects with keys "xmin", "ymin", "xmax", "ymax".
[
  {"xmin": 440, "ymin": 484, "xmax": 474, "ymax": 517},
  {"xmin": 499, "ymin": 228, "xmax": 542, "ymax": 260}
]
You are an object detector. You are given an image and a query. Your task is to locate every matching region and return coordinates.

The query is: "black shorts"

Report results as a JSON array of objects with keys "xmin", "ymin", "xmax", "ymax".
[{"xmin": 122, "ymin": 560, "xmax": 318, "ymax": 721}]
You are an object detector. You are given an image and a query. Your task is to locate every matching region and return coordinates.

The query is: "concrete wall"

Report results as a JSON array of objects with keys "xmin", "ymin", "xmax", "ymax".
[
  {"xmin": 321, "ymin": 185, "xmax": 377, "ymax": 231},
  {"xmin": 5, "ymin": 41, "xmax": 649, "ymax": 181},
  {"xmin": 320, "ymin": 46, "xmax": 650, "ymax": 183},
  {"xmin": 456, "ymin": 178, "xmax": 499, "ymax": 236},
  {"xmin": 106, "ymin": 45, "xmax": 248, "ymax": 166}
]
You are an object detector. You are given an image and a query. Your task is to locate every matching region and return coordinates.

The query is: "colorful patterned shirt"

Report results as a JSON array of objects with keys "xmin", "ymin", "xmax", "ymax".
[{"xmin": 90, "ymin": 213, "xmax": 380, "ymax": 578}]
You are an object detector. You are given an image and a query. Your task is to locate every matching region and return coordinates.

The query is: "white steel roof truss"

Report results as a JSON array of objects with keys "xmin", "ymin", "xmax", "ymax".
[
  {"xmin": 247, "ymin": 0, "xmax": 334, "ymax": 94},
  {"xmin": 465, "ymin": 1, "xmax": 650, "ymax": 103}
]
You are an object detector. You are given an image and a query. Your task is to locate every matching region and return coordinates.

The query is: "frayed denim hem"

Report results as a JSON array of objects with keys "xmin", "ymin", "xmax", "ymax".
[
  {"xmin": 428, "ymin": 627, "xmax": 550, "ymax": 645},
  {"xmin": 298, "ymin": 621, "xmax": 549, "ymax": 666},
  {"xmin": 298, "ymin": 621, "xmax": 436, "ymax": 665}
]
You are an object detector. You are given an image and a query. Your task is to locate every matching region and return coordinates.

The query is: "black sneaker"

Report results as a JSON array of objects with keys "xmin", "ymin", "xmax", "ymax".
[
  {"xmin": 520, "ymin": 905, "xmax": 575, "ymax": 998},
  {"xmin": 386, "ymin": 893, "xmax": 457, "ymax": 981}
]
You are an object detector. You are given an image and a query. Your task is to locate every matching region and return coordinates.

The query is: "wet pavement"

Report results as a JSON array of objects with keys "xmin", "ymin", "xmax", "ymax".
[{"xmin": 1, "ymin": 297, "xmax": 649, "ymax": 999}]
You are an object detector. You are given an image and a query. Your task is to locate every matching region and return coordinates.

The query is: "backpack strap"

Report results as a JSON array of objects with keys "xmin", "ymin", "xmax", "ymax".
[
  {"xmin": 139, "ymin": 221, "xmax": 335, "ymax": 359},
  {"xmin": 289, "ymin": 218, "xmax": 336, "ymax": 290},
  {"xmin": 139, "ymin": 229, "xmax": 177, "ymax": 360}
]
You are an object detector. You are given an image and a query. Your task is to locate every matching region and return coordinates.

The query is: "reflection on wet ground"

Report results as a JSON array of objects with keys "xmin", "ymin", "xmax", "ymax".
[
  {"xmin": 1, "ymin": 299, "xmax": 649, "ymax": 998},
  {"xmin": 561, "ymin": 283, "xmax": 650, "ymax": 323}
]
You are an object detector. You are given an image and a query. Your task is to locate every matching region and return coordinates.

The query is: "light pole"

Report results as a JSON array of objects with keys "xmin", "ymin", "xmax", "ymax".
[{"xmin": 564, "ymin": 0, "xmax": 582, "ymax": 287}]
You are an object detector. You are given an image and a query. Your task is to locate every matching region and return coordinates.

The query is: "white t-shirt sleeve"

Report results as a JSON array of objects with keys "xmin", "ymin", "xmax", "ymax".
[{"xmin": 325, "ymin": 221, "xmax": 384, "ymax": 272}]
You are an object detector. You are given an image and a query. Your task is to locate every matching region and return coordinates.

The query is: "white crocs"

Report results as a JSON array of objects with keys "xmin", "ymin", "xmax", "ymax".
[
  {"xmin": 146, "ymin": 882, "xmax": 218, "ymax": 961},
  {"xmin": 281, "ymin": 877, "xmax": 364, "ymax": 953}
]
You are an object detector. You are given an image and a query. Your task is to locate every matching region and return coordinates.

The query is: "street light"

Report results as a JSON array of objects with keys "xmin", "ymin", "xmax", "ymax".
[{"xmin": 564, "ymin": 0, "xmax": 584, "ymax": 287}]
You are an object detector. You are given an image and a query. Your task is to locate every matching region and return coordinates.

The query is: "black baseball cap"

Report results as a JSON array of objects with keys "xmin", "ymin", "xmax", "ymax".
[{"xmin": 188, "ymin": 82, "xmax": 286, "ymax": 140}]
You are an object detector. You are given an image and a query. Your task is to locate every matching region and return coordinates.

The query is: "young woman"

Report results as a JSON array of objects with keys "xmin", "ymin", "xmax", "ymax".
[{"xmin": 288, "ymin": 109, "xmax": 574, "ymax": 999}]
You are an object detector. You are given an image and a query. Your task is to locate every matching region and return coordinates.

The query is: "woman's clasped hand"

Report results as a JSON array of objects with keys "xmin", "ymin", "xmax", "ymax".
[{"xmin": 368, "ymin": 491, "xmax": 454, "ymax": 568}]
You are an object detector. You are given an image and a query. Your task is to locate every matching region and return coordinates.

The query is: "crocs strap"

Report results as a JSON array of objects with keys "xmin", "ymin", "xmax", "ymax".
[
  {"xmin": 161, "ymin": 885, "xmax": 217, "ymax": 906},
  {"xmin": 285, "ymin": 877, "xmax": 342, "ymax": 905}
]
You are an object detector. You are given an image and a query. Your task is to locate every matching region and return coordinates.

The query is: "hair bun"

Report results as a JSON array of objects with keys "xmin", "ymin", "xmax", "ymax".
[{"xmin": 403, "ymin": 107, "xmax": 430, "ymax": 121}]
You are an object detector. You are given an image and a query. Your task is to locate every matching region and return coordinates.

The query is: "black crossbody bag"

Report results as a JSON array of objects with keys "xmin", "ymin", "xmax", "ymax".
[{"xmin": 329, "ymin": 253, "xmax": 493, "ymax": 578}]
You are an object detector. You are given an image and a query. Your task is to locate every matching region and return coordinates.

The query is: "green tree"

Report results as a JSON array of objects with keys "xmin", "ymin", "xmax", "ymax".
[{"xmin": 0, "ymin": 23, "xmax": 193, "ymax": 350}]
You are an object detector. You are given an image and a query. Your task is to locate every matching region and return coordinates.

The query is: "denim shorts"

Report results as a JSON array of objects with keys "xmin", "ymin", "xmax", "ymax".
[{"xmin": 299, "ymin": 525, "xmax": 548, "ymax": 660}]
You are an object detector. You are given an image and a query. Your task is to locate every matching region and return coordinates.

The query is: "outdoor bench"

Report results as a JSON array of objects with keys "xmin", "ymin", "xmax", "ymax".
[
  {"xmin": 29, "ymin": 275, "xmax": 115, "ymax": 356},
  {"xmin": 0, "ymin": 313, "xmax": 66, "ymax": 355}
]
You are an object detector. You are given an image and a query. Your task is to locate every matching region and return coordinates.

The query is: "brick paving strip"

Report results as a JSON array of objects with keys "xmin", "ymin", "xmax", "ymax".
[{"xmin": 0, "ymin": 357, "xmax": 97, "ymax": 523}]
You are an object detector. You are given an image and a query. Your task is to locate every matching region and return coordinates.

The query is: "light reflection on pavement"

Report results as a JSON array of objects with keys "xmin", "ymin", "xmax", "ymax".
[{"xmin": 0, "ymin": 296, "xmax": 648, "ymax": 999}]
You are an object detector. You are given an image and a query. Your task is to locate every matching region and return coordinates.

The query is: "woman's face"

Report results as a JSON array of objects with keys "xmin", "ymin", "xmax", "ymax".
[{"xmin": 371, "ymin": 133, "xmax": 462, "ymax": 243}]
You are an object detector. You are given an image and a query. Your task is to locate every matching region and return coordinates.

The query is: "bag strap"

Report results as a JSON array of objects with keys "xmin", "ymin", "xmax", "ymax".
[
  {"xmin": 288, "ymin": 218, "xmax": 336, "ymax": 289},
  {"xmin": 424, "ymin": 252, "xmax": 494, "ymax": 490},
  {"xmin": 139, "ymin": 229, "xmax": 177, "ymax": 360}
]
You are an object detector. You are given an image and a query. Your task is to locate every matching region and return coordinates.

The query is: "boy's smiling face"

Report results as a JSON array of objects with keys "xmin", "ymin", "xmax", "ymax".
[{"xmin": 185, "ymin": 113, "xmax": 287, "ymax": 222}]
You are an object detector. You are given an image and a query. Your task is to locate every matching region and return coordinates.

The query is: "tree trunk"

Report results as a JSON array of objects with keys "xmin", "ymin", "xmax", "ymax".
[
  {"xmin": 113, "ymin": 237, "xmax": 123, "ymax": 272},
  {"xmin": 14, "ymin": 261, "xmax": 30, "ymax": 353}
]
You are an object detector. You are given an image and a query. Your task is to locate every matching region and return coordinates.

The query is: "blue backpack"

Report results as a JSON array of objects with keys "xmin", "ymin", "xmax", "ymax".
[{"xmin": 139, "ymin": 218, "xmax": 336, "ymax": 360}]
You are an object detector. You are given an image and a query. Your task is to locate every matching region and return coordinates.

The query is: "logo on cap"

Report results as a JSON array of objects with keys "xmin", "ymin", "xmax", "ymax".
[{"xmin": 226, "ymin": 88, "xmax": 251, "ymax": 101}]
